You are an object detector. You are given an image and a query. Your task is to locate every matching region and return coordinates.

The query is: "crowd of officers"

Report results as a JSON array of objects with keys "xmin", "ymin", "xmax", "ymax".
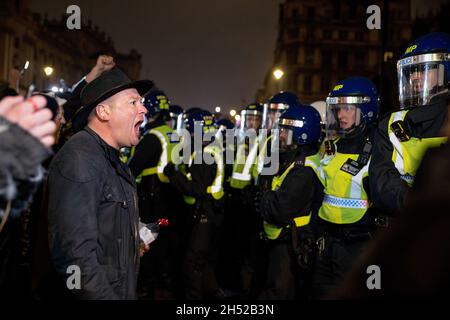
[
  {"xmin": 1, "ymin": 31, "xmax": 450, "ymax": 300},
  {"xmin": 122, "ymin": 31, "xmax": 450, "ymax": 299}
]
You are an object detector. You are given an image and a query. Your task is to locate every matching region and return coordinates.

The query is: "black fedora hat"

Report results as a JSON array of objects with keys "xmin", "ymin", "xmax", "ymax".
[{"xmin": 73, "ymin": 68, "xmax": 153, "ymax": 131}]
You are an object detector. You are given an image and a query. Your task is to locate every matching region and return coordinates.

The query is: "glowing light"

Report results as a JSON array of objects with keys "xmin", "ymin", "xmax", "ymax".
[
  {"xmin": 44, "ymin": 66, "xmax": 54, "ymax": 76},
  {"xmin": 230, "ymin": 109, "xmax": 236, "ymax": 117},
  {"xmin": 273, "ymin": 69, "xmax": 284, "ymax": 80}
]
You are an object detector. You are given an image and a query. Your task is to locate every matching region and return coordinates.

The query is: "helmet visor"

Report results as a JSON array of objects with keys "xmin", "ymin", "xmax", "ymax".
[
  {"xmin": 262, "ymin": 103, "xmax": 288, "ymax": 130},
  {"xmin": 240, "ymin": 109, "xmax": 262, "ymax": 132},
  {"xmin": 279, "ymin": 126, "xmax": 294, "ymax": 150},
  {"xmin": 325, "ymin": 103, "xmax": 362, "ymax": 138},
  {"xmin": 398, "ymin": 53, "xmax": 449, "ymax": 109}
]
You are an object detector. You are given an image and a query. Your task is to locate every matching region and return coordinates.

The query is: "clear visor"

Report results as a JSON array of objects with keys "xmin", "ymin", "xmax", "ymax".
[
  {"xmin": 262, "ymin": 103, "xmax": 288, "ymax": 130},
  {"xmin": 273, "ymin": 117, "xmax": 306, "ymax": 150},
  {"xmin": 279, "ymin": 126, "xmax": 294, "ymax": 150},
  {"xmin": 239, "ymin": 109, "xmax": 262, "ymax": 133},
  {"xmin": 398, "ymin": 53, "xmax": 449, "ymax": 109},
  {"xmin": 176, "ymin": 113, "xmax": 186, "ymax": 132},
  {"xmin": 169, "ymin": 113, "xmax": 179, "ymax": 130},
  {"xmin": 325, "ymin": 103, "xmax": 362, "ymax": 138}
]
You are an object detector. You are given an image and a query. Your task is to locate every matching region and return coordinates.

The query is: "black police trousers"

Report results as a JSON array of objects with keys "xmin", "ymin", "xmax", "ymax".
[
  {"xmin": 184, "ymin": 212, "xmax": 224, "ymax": 300},
  {"xmin": 312, "ymin": 229, "xmax": 372, "ymax": 299}
]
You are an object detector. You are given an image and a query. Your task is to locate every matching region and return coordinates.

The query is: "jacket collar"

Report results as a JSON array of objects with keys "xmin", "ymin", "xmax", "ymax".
[
  {"xmin": 83, "ymin": 127, "xmax": 136, "ymax": 186},
  {"xmin": 407, "ymin": 96, "xmax": 447, "ymax": 124}
]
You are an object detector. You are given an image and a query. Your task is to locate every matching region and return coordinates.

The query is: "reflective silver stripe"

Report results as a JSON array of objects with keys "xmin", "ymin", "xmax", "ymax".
[
  {"xmin": 204, "ymin": 146, "xmax": 224, "ymax": 194},
  {"xmin": 279, "ymin": 118, "xmax": 305, "ymax": 128},
  {"xmin": 231, "ymin": 139, "xmax": 258, "ymax": 182},
  {"xmin": 305, "ymin": 158, "xmax": 319, "ymax": 175},
  {"xmin": 326, "ymin": 96, "xmax": 371, "ymax": 105},
  {"xmin": 269, "ymin": 103, "xmax": 289, "ymax": 110},
  {"xmin": 323, "ymin": 194, "xmax": 369, "ymax": 209},
  {"xmin": 149, "ymin": 129, "xmax": 168, "ymax": 174},
  {"xmin": 397, "ymin": 53, "xmax": 450, "ymax": 68},
  {"xmin": 242, "ymin": 139, "xmax": 258, "ymax": 175},
  {"xmin": 388, "ymin": 111, "xmax": 408, "ymax": 175},
  {"xmin": 257, "ymin": 134, "xmax": 268, "ymax": 175},
  {"xmin": 349, "ymin": 158, "xmax": 370, "ymax": 199},
  {"xmin": 241, "ymin": 110, "xmax": 262, "ymax": 117},
  {"xmin": 231, "ymin": 172, "xmax": 251, "ymax": 181},
  {"xmin": 401, "ymin": 174, "xmax": 415, "ymax": 184}
]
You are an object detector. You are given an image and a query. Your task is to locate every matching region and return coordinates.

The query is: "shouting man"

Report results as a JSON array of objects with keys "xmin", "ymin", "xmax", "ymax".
[{"xmin": 47, "ymin": 68, "xmax": 153, "ymax": 299}]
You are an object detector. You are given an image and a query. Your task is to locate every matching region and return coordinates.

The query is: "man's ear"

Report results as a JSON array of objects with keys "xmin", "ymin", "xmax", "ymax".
[{"xmin": 95, "ymin": 103, "xmax": 112, "ymax": 121}]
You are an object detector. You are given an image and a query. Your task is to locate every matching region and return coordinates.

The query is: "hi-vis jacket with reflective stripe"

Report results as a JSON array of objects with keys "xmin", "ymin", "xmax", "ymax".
[
  {"xmin": 317, "ymin": 128, "xmax": 377, "ymax": 225},
  {"xmin": 318, "ymin": 147, "xmax": 370, "ymax": 224},
  {"xmin": 369, "ymin": 100, "xmax": 448, "ymax": 214},
  {"xmin": 230, "ymin": 137, "xmax": 259, "ymax": 189},
  {"xmin": 132, "ymin": 125, "xmax": 174, "ymax": 183},
  {"xmin": 252, "ymin": 135, "xmax": 273, "ymax": 180},
  {"xmin": 387, "ymin": 110, "xmax": 447, "ymax": 186},
  {"xmin": 180, "ymin": 144, "xmax": 225, "ymax": 205},
  {"xmin": 262, "ymin": 153, "xmax": 321, "ymax": 240}
]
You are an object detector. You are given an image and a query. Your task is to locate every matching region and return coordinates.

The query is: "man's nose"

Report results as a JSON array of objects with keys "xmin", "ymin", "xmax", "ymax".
[{"xmin": 138, "ymin": 103, "xmax": 147, "ymax": 114}]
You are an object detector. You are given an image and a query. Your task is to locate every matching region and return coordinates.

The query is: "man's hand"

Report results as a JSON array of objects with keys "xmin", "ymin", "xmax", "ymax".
[
  {"xmin": 0, "ymin": 95, "xmax": 56, "ymax": 147},
  {"xmin": 139, "ymin": 242, "xmax": 150, "ymax": 257},
  {"xmin": 85, "ymin": 55, "xmax": 115, "ymax": 83}
]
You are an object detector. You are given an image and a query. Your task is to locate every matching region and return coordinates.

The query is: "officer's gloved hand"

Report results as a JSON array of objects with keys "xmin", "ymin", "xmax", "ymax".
[{"xmin": 163, "ymin": 163, "xmax": 176, "ymax": 177}]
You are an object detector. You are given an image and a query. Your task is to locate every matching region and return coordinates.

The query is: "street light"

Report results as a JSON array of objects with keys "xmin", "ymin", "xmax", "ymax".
[
  {"xmin": 16, "ymin": 60, "xmax": 30, "ymax": 92},
  {"xmin": 230, "ymin": 109, "xmax": 236, "ymax": 117},
  {"xmin": 44, "ymin": 66, "xmax": 54, "ymax": 76},
  {"xmin": 273, "ymin": 68, "xmax": 284, "ymax": 80},
  {"xmin": 22, "ymin": 61, "xmax": 30, "ymax": 74},
  {"xmin": 215, "ymin": 106, "xmax": 221, "ymax": 113}
]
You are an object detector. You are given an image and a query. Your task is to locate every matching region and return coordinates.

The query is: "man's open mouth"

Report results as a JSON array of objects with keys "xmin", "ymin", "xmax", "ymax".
[
  {"xmin": 134, "ymin": 120, "xmax": 144, "ymax": 135},
  {"xmin": 135, "ymin": 119, "xmax": 144, "ymax": 128}
]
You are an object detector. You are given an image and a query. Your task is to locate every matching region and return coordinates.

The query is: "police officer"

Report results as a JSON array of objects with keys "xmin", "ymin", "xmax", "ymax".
[
  {"xmin": 230, "ymin": 103, "xmax": 263, "ymax": 189},
  {"xmin": 255, "ymin": 91, "xmax": 299, "ymax": 186},
  {"xmin": 312, "ymin": 77, "xmax": 379, "ymax": 298},
  {"xmin": 163, "ymin": 110, "xmax": 226, "ymax": 299},
  {"xmin": 258, "ymin": 103, "xmax": 323, "ymax": 300},
  {"xmin": 222, "ymin": 103, "xmax": 263, "ymax": 297},
  {"xmin": 128, "ymin": 90, "xmax": 179, "ymax": 299},
  {"xmin": 370, "ymin": 32, "xmax": 450, "ymax": 215}
]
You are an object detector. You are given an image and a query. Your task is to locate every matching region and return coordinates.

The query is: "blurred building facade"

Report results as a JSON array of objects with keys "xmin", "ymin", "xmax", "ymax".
[
  {"xmin": 257, "ymin": 0, "xmax": 413, "ymax": 114},
  {"xmin": 0, "ymin": 0, "xmax": 142, "ymax": 94}
]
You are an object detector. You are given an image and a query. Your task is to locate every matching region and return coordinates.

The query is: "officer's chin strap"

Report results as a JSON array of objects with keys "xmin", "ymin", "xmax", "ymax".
[{"xmin": 0, "ymin": 200, "xmax": 12, "ymax": 233}]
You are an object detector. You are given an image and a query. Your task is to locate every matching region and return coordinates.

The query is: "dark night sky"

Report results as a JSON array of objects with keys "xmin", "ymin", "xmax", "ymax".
[
  {"xmin": 32, "ymin": 0, "xmax": 281, "ymax": 113},
  {"xmin": 32, "ymin": 0, "xmax": 446, "ymax": 113}
]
